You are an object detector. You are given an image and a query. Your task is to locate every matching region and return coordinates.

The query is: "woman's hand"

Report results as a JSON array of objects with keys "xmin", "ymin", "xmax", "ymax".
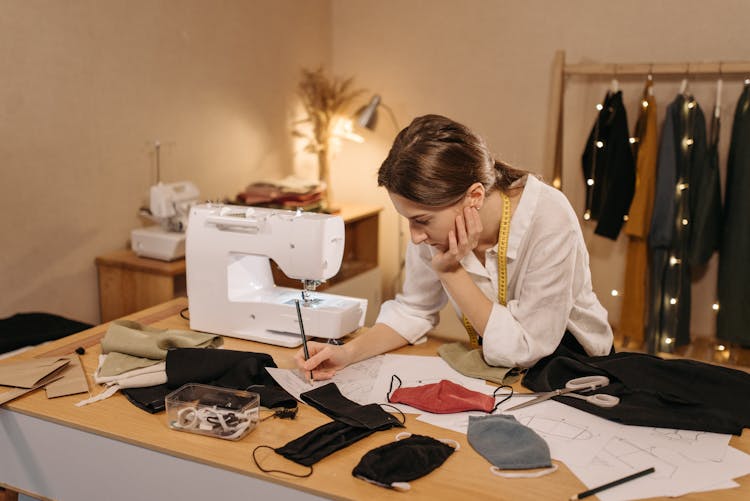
[
  {"xmin": 431, "ymin": 206, "xmax": 482, "ymax": 273},
  {"xmin": 294, "ymin": 341, "xmax": 353, "ymax": 380}
]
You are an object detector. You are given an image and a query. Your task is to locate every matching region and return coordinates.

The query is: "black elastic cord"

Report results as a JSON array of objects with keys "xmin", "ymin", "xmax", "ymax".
[
  {"xmin": 179, "ymin": 307, "xmax": 190, "ymax": 320},
  {"xmin": 492, "ymin": 384, "xmax": 514, "ymax": 412},
  {"xmin": 386, "ymin": 374, "xmax": 402, "ymax": 402},
  {"xmin": 251, "ymin": 445, "xmax": 313, "ymax": 478},
  {"xmin": 378, "ymin": 403, "xmax": 406, "ymax": 426}
]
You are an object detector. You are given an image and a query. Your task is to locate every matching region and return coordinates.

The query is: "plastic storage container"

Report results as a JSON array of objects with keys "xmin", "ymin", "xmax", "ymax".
[{"xmin": 165, "ymin": 383, "xmax": 260, "ymax": 440}]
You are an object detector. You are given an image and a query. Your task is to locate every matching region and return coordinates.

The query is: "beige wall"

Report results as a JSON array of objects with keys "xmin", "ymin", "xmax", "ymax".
[
  {"xmin": 3, "ymin": 0, "xmax": 747, "ymax": 343},
  {"xmin": 329, "ymin": 0, "xmax": 750, "ymax": 339},
  {"xmin": 0, "ymin": 0, "xmax": 330, "ymax": 324}
]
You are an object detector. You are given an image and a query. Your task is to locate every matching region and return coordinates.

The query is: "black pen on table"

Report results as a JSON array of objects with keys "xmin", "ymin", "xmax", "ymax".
[
  {"xmin": 570, "ymin": 467, "xmax": 655, "ymax": 500},
  {"xmin": 295, "ymin": 299, "xmax": 314, "ymax": 383}
]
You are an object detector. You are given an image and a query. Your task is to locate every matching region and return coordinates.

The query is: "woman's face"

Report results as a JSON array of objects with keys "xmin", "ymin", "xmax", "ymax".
[{"xmin": 389, "ymin": 192, "xmax": 467, "ymax": 251}]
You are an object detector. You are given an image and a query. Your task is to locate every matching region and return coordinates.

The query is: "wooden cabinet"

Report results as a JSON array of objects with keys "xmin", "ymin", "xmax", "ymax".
[
  {"xmin": 96, "ymin": 204, "xmax": 382, "ymax": 323},
  {"xmin": 95, "ymin": 250, "xmax": 187, "ymax": 322}
]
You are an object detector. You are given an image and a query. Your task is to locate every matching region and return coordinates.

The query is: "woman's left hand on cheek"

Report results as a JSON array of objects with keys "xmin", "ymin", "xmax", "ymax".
[
  {"xmin": 431, "ymin": 207, "xmax": 482, "ymax": 273},
  {"xmin": 463, "ymin": 205, "xmax": 482, "ymax": 246}
]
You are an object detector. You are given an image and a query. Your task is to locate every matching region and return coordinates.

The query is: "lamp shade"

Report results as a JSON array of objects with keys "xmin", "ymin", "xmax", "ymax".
[{"xmin": 355, "ymin": 94, "xmax": 382, "ymax": 130}]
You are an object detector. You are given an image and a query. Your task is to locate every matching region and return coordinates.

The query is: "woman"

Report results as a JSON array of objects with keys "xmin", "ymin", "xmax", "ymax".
[{"xmin": 296, "ymin": 114, "xmax": 612, "ymax": 379}]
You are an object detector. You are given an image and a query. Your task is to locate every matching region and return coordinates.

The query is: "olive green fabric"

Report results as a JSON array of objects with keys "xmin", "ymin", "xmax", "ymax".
[
  {"xmin": 99, "ymin": 320, "xmax": 222, "ymax": 376},
  {"xmin": 437, "ymin": 342, "xmax": 524, "ymax": 385}
]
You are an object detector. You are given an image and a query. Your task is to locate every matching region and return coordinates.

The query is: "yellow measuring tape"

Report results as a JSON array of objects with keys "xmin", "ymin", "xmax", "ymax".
[{"xmin": 462, "ymin": 192, "xmax": 511, "ymax": 348}]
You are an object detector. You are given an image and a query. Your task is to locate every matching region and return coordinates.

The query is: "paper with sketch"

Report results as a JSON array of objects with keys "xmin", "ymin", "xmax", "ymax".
[
  {"xmin": 504, "ymin": 400, "xmax": 750, "ymax": 499},
  {"xmin": 419, "ymin": 398, "xmax": 750, "ymax": 501},
  {"xmin": 266, "ymin": 355, "xmax": 384, "ymax": 405},
  {"xmin": 365, "ymin": 354, "xmax": 495, "ymax": 414}
]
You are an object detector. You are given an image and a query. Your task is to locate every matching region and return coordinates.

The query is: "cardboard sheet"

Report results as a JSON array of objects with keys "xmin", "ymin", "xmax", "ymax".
[
  {"xmin": 0, "ymin": 355, "xmax": 89, "ymax": 405},
  {"xmin": 45, "ymin": 355, "xmax": 89, "ymax": 398},
  {"xmin": 0, "ymin": 357, "xmax": 70, "ymax": 388}
]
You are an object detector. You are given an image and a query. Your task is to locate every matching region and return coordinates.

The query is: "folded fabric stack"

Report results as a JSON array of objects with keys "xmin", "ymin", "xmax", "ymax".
[
  {"xmin": 234, "ymin": 176, "xmax": 325, "ymax": 211},
  {"xmin": 76, "ymin": 320, "xmax": 223, "ymax": 407},
  {"xmin": 75, "ymin": 320, "xmax": 295, "ymax": 414}
]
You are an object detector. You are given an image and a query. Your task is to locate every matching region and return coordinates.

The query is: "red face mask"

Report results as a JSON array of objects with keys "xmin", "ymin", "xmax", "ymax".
[{"xmin": 387, "ymin": 375, "xmax": 513, "ymax": 414}]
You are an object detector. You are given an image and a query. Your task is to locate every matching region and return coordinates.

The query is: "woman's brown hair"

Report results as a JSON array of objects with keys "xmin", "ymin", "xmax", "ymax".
[{"xmin": 377, "ymin": 114, "xmax": 527, "ymax": 207}]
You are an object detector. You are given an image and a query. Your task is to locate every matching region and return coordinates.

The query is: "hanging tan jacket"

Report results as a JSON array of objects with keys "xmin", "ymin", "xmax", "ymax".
[
  {"xmin": 619, "ymin": 80, "xmax": 658, "ymax": 345},
  {"xmin": 624, "ymin": 81, "xmax": 658, "ymax": 239}
]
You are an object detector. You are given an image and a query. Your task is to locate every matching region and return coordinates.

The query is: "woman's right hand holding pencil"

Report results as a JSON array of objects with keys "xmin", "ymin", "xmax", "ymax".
[{"xmin": 294, "ymin": 341, "xmax": 352, "ymax": 381}]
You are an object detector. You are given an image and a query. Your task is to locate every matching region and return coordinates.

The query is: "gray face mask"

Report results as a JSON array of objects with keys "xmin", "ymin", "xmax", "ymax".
[{"xmin": 467, "ymin": 414, "xmax": 558, "ymax": 478}]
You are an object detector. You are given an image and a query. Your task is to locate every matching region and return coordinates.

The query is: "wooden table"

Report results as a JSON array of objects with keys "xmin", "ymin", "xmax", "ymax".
[{"xmin": 2, "ymin": 298, "xmax": 749, "ymax": 500}]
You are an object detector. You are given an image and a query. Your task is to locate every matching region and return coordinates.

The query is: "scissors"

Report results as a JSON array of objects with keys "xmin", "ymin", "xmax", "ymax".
[{"xmin": 505, "ymin": 375, "xmax": 619, "ymax": 411}]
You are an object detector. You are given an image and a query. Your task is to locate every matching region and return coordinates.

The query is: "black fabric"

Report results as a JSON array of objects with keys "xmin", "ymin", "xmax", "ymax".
[
  {"xmin": 275, "ymin": 420, "xmax": 379, "ymax": 466},
  {"xmin": 300, "ymin": 382, "xmax": 404, "ymax": 430},
  {"xmin": 581, "ymin": 90, "xmax": 636, "ymax": 240},
  {"xmin": 122, "ymin": 384, "xmax": 171, "ymax": 413},
  {"xmin": 0, "ymin": 312, "xmax": 93, "ymax": 354},
  {"xmin": 522, "ymin": 341, "xmax": 750, "ymax": 435},
  {"xmin": 352, "ymin": 434, "xmax": 454, "ymax": 487},
  {"xmin": 122, "ymin": 348, "xmax": 295, "ymax": 413},
  {"xmin": 166, "ymin": 348, "xmax": 278, "ymax": 389},
  {"xmin": 718, "ymin": 84, "xmax": 750, "ymax": 346},
  {"xmin": 167, "ymin": 348, "xmax": 294, "ymax": 408},
  {"xmin": 246, "ymin": 385, "xmax": 298, "ymax": 410}
]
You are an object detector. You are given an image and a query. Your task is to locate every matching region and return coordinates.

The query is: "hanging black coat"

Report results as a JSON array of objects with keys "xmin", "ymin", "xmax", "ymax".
[
  {"xmin": 717, "ymin": 84, "xmax": 750, "ymax": 346},
  {"xmin": 689, "ymin": 106, "xmax": 723, "ymax": 266},
  {"xmin": 647, "ymin": 94, "xmax": 707, "ymax": 349},
  {"xmin": 581, "ymin": 91, "xmax": 636, "ymax": 240}
]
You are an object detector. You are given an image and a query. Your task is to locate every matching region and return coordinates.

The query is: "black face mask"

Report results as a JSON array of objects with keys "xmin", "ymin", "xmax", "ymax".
[
  {"xmin": 275, "ymin": 420, "xmax": 378, "ymax": 467},
  {"xmin": 252, "ymin": 382, "xmax": 404, "ymax": 476},
  {"xmin": 353, "ymin": 433, "xmax": 458, "ymax": 490},
  {"xmin": 300, "ymin": 382, "xmax": 403, "ymax": 430}
]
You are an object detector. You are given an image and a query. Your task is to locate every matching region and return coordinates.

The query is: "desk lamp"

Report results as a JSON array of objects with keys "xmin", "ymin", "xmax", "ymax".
[{"xmin": 355, "ymin": 95, "xmax": 400, "ymax": 132}]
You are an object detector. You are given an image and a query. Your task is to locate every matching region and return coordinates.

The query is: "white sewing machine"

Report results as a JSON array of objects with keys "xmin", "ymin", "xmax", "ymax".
[
  {"xmin": 131, "ymin": 181, "xmax": 200, "ymax": 261},
  {"xmin": 185, "ymin": 204, "xmax": 367, "ymax": 347}
]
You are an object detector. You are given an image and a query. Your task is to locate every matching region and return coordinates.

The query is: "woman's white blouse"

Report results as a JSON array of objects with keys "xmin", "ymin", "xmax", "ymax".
[{"xmin": 375, "ymin": 174, "xmax": 613, "ymax": 368}]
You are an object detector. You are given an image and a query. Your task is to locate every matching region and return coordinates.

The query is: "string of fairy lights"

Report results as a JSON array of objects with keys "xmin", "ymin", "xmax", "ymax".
[{"xmin": 584, "ymin": 92, "xmax": 723, "ymax": 354}]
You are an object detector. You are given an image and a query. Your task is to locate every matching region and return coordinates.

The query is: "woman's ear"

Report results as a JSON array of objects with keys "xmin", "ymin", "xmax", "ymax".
[{"xmin": 465, "ymin": 182, "xmax": 485, "ymax": 209}]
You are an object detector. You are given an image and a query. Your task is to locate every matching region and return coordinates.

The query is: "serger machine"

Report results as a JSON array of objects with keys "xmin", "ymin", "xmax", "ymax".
[
  {"xmin": 131, "ymin": 180, "xmax": 201, "ymax": 261},
  {"xmin": 185, "ymin": 204, "xmax": 367, "ymax": 347}
]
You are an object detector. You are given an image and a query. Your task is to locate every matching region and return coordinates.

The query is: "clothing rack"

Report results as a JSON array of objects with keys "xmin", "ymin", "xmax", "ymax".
[{"xmin": 544, "ymin": 50, "xmax": 750, "ymax": 190}]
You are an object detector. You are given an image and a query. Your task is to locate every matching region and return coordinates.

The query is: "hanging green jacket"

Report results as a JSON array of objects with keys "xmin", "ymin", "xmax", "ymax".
[
  {"xmin": 689, "ymin": 105, "xmax": 723, "ymax": 266},
  {"xmin": 717, "ymin": 84, "xmax": 750, "ymax": 345}
]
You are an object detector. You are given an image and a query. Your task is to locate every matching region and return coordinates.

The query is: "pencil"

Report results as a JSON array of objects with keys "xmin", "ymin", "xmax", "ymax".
[
  {"xmin": 294, "ymin": 299, "xmax": 314, "ymax": 382},
  {"xmin": 570, "ymin": 467, "xmax": 655, "ymax": 500}
]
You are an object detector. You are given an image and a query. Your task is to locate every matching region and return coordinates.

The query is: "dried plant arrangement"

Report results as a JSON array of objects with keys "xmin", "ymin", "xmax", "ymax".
[{"xmin": 294, "ymin": 67, "xmax": 364, "ymax": 207}]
